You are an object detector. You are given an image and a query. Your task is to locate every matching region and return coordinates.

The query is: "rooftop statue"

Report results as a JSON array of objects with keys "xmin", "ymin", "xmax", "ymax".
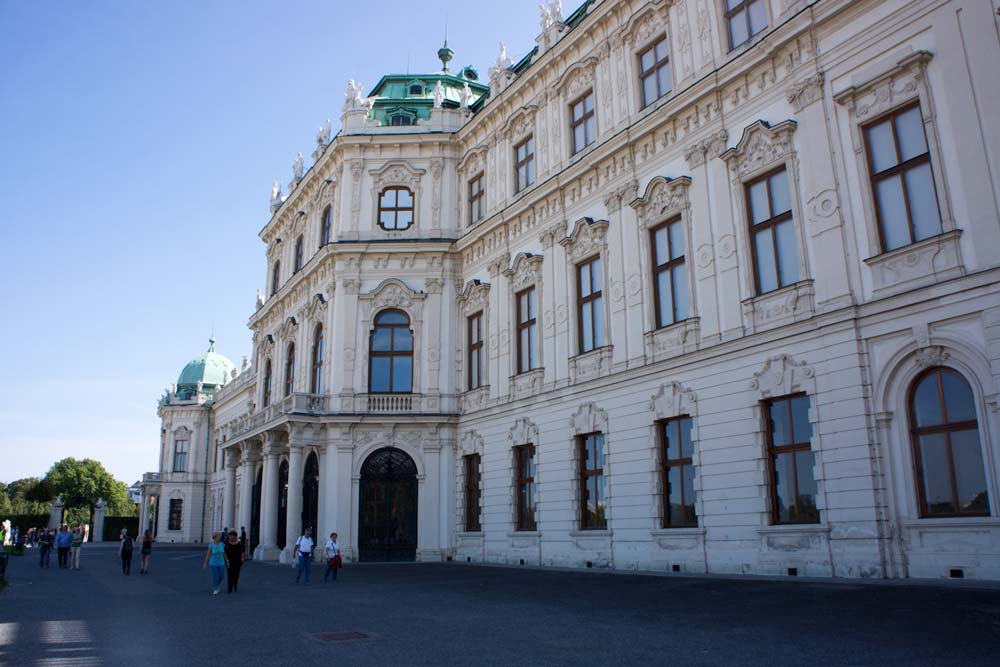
[
  {"xmin": 292, "ymin": 152, "xmax": 305, "ymax": 181},
  {"xmin": 241, "ymin": 354, "xmax": 249, "ymax": 371},
  {"xmin": 460, "ymin": 82, "xmax": 474, "ymax": 109},
  {"xmin": 343, "ymin": 79, "xmax": 366, "ymax": 112},
  {"xmin": 489, "ymin": 42, "xmax": 515, "ymax": 81},
  {"xmin": 540, "ymin": 0, "xmax": 564, "ymax": 31},
  {"xmin": 269, "ymin": 180, "xmax": 285, "ymax": 213},
  {"xmin": 256, "ymin": 288, "xmax": 265, "ymax": 309},
  {"xmin": 433, "ymin": 80, "xmax": 444, "ymax": 109},
  {"xmin": 316, "ymin": 118, "xmax": 331, "ymax": 148}
]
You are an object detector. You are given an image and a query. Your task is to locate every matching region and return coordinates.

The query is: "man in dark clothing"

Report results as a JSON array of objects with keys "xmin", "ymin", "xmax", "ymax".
[
  {"xmin": 38, "ymin": 529, "xmax": 54, "ymax": 568},
  {"xmin": 240, "ymin": 527, "xmax": 248, "ymax": 559}
]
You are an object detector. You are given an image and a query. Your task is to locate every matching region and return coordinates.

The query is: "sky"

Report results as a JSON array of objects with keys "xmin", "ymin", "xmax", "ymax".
[{"xmin": 0, "ymin": 0, "xmax": 543, "ymax": 485}]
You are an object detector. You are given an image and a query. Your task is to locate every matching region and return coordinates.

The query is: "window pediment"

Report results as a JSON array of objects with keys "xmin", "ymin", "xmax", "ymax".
[
  {"xmin": 458, "ymin": 279, "xmax": 491, "ymax": 317},
  {"xmin": 278, "ymin": 316, "xmax": 298, "ymax": 342},
  {"xmin": 619, "ymin": 3, "xmax": 669, "ymax": 47},
  {"xmin": 721, "ymin": 120, "xmax": 797, "ymax": 180},
  {"xmin": 503, "ymin": 105, "xmax": 539, "ymax": 140},
  {"xmin": 503, "ymin": 252, "xmax": 544, "ymax": 292},
  {"xmin": 833, "ymin": 50, "xmax": 932, "ymax": 122},
  {"xmin": 369, "ymin": 160, "xmax": 425, "ymax": 189},
  {"xmin": 650, "ymin": 382, "xmax": 697, "ymax": 420},
  {"xmin": 629, "ymin": 175, "xmax": 691, "ymax": 228},
  {"xmin": 556, "ymin": 57, "xmax": 598, "ymax": 100},
  {"xmin": 508, "ymin": 417, "xmax": 539, "ymax": 447},
  {"xmin": 458, "ymin": 143, "xmax": 489, "ymax": 176},
  {"xmin": 559, "ymin": 217, "xmax": 609, "ymax": 263},
  {"xmin": 360, "ymin": 278, "xmax": 426, "ymax": 314},
  {"xmin": 749, "ymin": 354, "xmax": 815, "ymax": 398},
  {"xmin": 569, "ymin": 402, "xmax": 608, "ymax": 435}
]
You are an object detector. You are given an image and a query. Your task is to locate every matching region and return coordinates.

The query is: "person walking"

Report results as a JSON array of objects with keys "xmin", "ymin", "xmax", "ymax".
[
  {"xmin": 70, "ymin": 526, "xmax": 83, "ymax": 570},
  {"xmin": 224, "ymin": 531, "xmax": 244, "ymax": 593},
  {"xmin": 202, "ymin": 532, "xmax": 227, "ymax": 595},
  {"xmin": 323, "ymin": 532, "xmax": 341, "ymax": 582},
  {"xmin": 239, "ymin": 527, "xmax": 248, "ymax": 559},
  {"xmin": 119, "ymin": 529, "xmax": 134, "ymax": 575},
  {"xmin": 55, "ymin": 524, "xmax": 72, "ymax": 568},
  {"xmin": 139, "ymin": 530, "xmax": 153, "ymax": 574},
  {"xmin": 38, "ymin": 528, "xmax": 54, "ymax": 568},
  {"xmin": 293, "ymin": 527, "xmax": 314, "ymax": 584}
]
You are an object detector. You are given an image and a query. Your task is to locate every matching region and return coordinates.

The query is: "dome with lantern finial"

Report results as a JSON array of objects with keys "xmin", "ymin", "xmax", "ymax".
[{"xmin": 175, "ymin": 338, "xmax": 236, "ymax": 399}]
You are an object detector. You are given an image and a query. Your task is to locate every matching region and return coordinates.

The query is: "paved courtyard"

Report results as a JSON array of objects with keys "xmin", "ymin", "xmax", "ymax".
[{"xmin": 1, "ymin": 544, "xmax": 999, "ymax": 666}]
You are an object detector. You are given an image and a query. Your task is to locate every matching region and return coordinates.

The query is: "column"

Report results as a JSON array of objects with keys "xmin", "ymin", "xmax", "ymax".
[
  {"xmin": 222, "ymin": 452, "xmax": 237, "ymax": 531},
  {"xmin": 139, "ymin": 494, "xmax": 149, "ymax": 535},
  {"xmin": 316, "ymin": 446, "xmax": 328, "ymax": 549},
  {"xmin": 418, "ymin": 441, "xmax": 441, "ymax": 561},
  {"xmin": 238, "ymin": 444, "xmax": 255, "ymax": 540},
  {"xmin": 256, "ymin": 433, "xmax": 281, "ymax": 560},
  {"xmin": 335, "ymin": 442, "xmax": 355, "ymax": 560},
  {"xmin": 282, "ymin": 442, "xmax": 304, "ymax": 564}
]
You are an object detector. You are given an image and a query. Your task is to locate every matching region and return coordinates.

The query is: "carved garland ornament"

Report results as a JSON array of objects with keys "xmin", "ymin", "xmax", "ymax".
[
  {"xmin": 629, "ymin": 175, "xmax": 692, "ymax": 228},
  {"xmin": 720, "ymin": 120, "xmax": 797, "ymax": 180},
  {"xmin": 458, "ymin": 280, "xmax": 491, "ymax": 317},
  {"xmin": 361, "ymin": 278, "xmax": 426, "ymax": 312},
  {"xmin": 503, "ymin": 253, "xmax": 544, "ymax": 292},
  {"xmin": 833, "ymin": 51, "xmax": 932, "ymax": 122},
  {"xmin": 559, "ymin": 217, "xmax": 610, "ymax": 263},
  {"xmin": 569, "ymin": 402, "xmax": 609, "ymax": 435},
  {"xmin": 749, "ymin": 354, "xmax": 815, "ymax": 398},
  {"xmin": 508, "ymin": 417, "xmax": 539, "ymax": 446},
  {"xmin": 649, "ymin": 382, "xmax": 697, "ymax": 420},
  {"xmin": 369, "ymin": 160, "xmax": 426, "ymax": 189}
]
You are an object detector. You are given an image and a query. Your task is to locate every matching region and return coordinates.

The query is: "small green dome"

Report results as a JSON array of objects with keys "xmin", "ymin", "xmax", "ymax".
[{"xmin": 176, "ymin": 338, "xmax": 236, "ymax": 398}]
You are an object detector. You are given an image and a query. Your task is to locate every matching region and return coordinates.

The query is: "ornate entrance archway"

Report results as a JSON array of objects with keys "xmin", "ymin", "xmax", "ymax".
[
  {"xmin": 359, "ymin": 448, "xmax": 418, "ymax": 562},
  {"xmin": 302, "ymin": 452, "xmax": 319, "ymax": 534}
]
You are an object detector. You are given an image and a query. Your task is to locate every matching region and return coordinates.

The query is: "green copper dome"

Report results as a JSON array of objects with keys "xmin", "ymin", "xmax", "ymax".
[{"xmin": 176, "ymin": 338, "xmax": 236, "ymax": 398}]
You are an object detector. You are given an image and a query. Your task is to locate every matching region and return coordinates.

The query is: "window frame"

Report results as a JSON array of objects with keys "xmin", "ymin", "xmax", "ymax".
[
  {"xmin": 367, "ymin": 309, "xmax": 414, "ymax": 394},
  {"xmin": 744, "ymin": 166, "xmax": 798, "ymax": 296},
  {"xmin": 577, "ymin": 432, "xmax": 607, "ymax": 530},
  {"xmin": 649, "ymin": 216, "xmax": 688, "ymax": 329},
  {"xmin": 659, "ymin": 416, "xmax": 697, "ymax": 528},
  {"xmin": 468, "ymin": 172, "xmax": 485, "ymax": 226},
  {"xmin": 311, "ymin": 324, "xmax": 323, "ymax": 394},
  {"xmin": 514, "ymin": 444, "xmax": 537, "ymax": 532},
  {"xmin": 172, "ymin": 438, "xmax": 189, "ymax": 473},
  {"xmin": 377, "ymin": 186, "xmax": 415, "ymax": 231},
  {"xmin": 270, "ymin": 261, "xmax": 281, "ymax": 296},
  {"xmin": 284, "ymin": 342, "xmax": 295, "ymax": 398},
  {"xmin": 576, "ymin": 255, "xmax": 604, "ymax": 354},
  {"xmin": 467, "ymin": 311, "xmax": 484, "ymax": 391},
  {"xmin": 293, "ymin": 235, "xmax": 304, "ymax": 273},
  {"xmin": 569, "ymin": 90, "xmax": 596, "ymax": 155},
  {"xmin": 763, "ymin": 393, "xmax": 820, "ymax": 525},
  {"xmin": 513, "ymin": 135, "xmax": 535, "ymax": 194},
  {"xmin": 638, "ymin": 36, "xmax": 672, "ymax": 108},
  {"xmin": 320, "ymin": 206, "xmax": 332, "ymax": 247},
  {"xmin": 515, "ymin": 286, "xmax": 539, "ymax": 374},
  {"xmin": 724, "ymin": 0, "xmax": 768, "ymax": 51},
  {"xmin": 262, "ymin": 358, "xmax": 273, "ymax": 407},
  {"xmin": 168, "ymin": 498, "xmax": 183, "ymax": 531},
  {"xmin": 463, "ymin": 453, "xmax": 482, "ymax": 532}
]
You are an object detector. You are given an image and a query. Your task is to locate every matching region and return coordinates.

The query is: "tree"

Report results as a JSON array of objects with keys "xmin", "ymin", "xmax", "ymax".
[
  {"xmin": 43, "ymin": 458, "xmax": 131, "ymax": 518},
  {"xmin": 2, "ymin": 477, "xmax": 51, "ymax": 514}
]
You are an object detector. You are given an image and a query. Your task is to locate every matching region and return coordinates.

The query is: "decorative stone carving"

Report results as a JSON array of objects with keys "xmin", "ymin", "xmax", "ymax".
[
  {"xmin": 644, "ymin": 318, "xmax": 701, "ymax": 362},
  {"xmin": 291, "ymin": 152, "xmax": 305, "ymax": 184},
  {"xmin": 343, "ymin": 79, "xmax": 366, "ymax": 112},
  {"xmin": 489, "ymin": 42, "xmax": 516, "ymax": 94},
  {"xmin": 864, "ymin": 230, "xmax": 964, "ymax": 296},
  {"xmin": 508, "ymin": 417, "xmax": 539, "ymax": 446},
  {"xmin": 369, "ymin": 160, "xmax": 426, "ymax": 189},
  {"xmin": 458, "ymin": 144, "xmax": 488, "ymax": 177},
  {"xmin": 569, "ymin": 346, "xmax": 613, "ymax": 384},
  {"xmin": 833, "ymin": 51, "xmax": 932, "ymax": 122},
  {"xmin": 503, "ymin": 105, "xmax": 539, "ymax": 140},
  {"xmin": 458, "ymin": 280, "xmax": 491, "ymax": 316},
  {"xmin": 650, "ymin": 381, "xmax": 698, "ymax": 420},
  {"xmin": 619, "ymin": 3, "xmax": 667, "ymax": 47},
  {"xmin": 459, "ymin": 430, "xmax": 484, "ymax": 456},
  {"xmin": 278, "ymin": 316, "xmax": 298, "ymax": 342},
  {"xmin": 629, "ymin": 176, "xmax": 692, "ymax": 228},
  {"xmin": 487, "ymin": 253, "xmax": 510, "ymax": 278},
  {"xmin": 361, "ymin": 278, "xmax": 426, "ymax": 312},
  {"xmin": 806, "ymin": 188, "xmax": 841, "ymax": 236},
  {"xmin": 682, "ymin": 130, "xmax": 727, "ymax": 169},
  {"xmin": 511, "ymin": 368, "xmax": 544, "ymax": 400},
  {"xmin": 569, "ymin": 402, "xmax": 609, "ymax": 435},
  {"xmin": 315, "ymin": 118, "xmax": 331, "ymax": 152},
  {"xmin": 602, "ymin": 180, "xmax": 638, "ymax": 214},
  {"xmin": 786, "ymin": 71, "xmax": 825, "ymax": 112},
  {"xmin": 914, "ymin": 346, "xmax": 950, "ymax": 370},
  {"xmin": 560, "ymin": 218, "xmax": 609, "ymax": 263},
  {"xmin": 503, "ymin": 253, "xmax": 544, "ymax": 292},
  {"xmin": 741, "ymin": 280, "xmax": 815, "ymax": 335},
  {"xmin": 556, "ymin": 57, "xmax": 598, "ymax": 101},
  {"xmin": 750, "ymin": 354, "xmax": 815, "ymax": 397},
  {"xmin": 721, "ymin": 120, "xmax": 797, "ymax": 179},
  {"xmin": 460, "ymin": 82, "xmax": 474, "ymax": 109}
]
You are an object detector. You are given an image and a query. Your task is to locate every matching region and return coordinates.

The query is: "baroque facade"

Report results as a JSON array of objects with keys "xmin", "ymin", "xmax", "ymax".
[{"xmin": 141, "ymin": 0, "xmax": 1000, "ymax": 580}]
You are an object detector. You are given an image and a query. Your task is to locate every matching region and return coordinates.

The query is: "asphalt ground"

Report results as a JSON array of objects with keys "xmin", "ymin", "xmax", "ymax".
[{"xmin": 1, "ymin": 544, "xmax": 999, "ymax": 666}]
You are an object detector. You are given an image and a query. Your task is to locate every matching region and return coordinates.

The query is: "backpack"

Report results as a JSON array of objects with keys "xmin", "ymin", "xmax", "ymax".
[{"xmin": 121, "ymin": 538, "xmax": 133, "ymax": 556}]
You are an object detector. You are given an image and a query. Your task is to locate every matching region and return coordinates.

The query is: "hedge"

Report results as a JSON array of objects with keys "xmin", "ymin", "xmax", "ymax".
[{"xmin": 103, "ymin": 516, "xmax": 139, "ymax": 541}]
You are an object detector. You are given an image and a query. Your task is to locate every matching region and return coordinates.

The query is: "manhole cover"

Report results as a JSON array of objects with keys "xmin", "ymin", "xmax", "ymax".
[{"xmin": 314, "ymin": 631, "xmax": 369, "ymax": 642}]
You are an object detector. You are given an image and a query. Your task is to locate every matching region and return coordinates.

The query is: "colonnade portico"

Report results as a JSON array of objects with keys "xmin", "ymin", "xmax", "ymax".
[{"xmin": 256, "ymin": 432, "xmax": 282, "ymax": 560}]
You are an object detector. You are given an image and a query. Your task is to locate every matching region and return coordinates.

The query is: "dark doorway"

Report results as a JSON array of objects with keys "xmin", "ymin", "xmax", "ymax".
[
  {"xmin": 302, "ymin": 452, "xmax": 320, "ymax": 535},
  {"xmin": 359, "ymin": 448, "xmax": 418, "ymax": 562},
  {"xmin": 250, "ymin": 468, "xmax": 262, "ymax": 556},
  {"xmin": 277, "ymin": 459, "xmax": 288, "ymax": 549}
]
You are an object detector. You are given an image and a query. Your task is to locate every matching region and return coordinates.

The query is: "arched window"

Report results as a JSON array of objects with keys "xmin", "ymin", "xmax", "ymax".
[
  {"xmin": 293, "ymin": 236, "xmax": 304, "ymax": 273},
  {"xmin": 284, "ymin": 343, "xmax": 296, "ymax": 397},
  {"xmin": 320, "ymin": 206, "xmax": 332, "ymax": 247},
  {"xmin": 909, "ymin": 367, "xmax": 989, "ymax": 517},
  {"xmin": 378, "ymin": 187, "xmax": 414, "ymax": 230},
  {"xmin": 270, "ymin": 261, "xmax": 281, "ymax": 296},
  {"xmin": 262, "ymin": 358, "xmax": 273, "ymax": 407},
  {"xmin": 311, "ymin": 323, "xmax": 324, "ymax": 394},
  {"xmin": 369, "ymin": 310, "xmax": 413, "ymax": 393}
]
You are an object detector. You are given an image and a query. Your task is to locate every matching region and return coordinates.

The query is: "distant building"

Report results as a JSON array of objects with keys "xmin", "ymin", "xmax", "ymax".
[{"xmin": 142, "ymin": 0, "xmax": 1000, "ymax": 580}]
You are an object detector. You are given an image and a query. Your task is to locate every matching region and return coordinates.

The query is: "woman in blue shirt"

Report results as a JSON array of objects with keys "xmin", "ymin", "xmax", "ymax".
[{"xmin": 201, "ymin": 532, "xmax": 227, "ymax": 595}]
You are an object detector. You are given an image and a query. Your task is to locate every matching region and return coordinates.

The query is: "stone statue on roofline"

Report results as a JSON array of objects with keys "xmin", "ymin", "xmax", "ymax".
[
  {"xmin": 433, "ymin": 80, "xmax": 444, "ymax": 109},
  {"xmin": 343, "ymin": 79, "xmax": 366, "ymax": 112},
  {"xmin": 292, "ymin": 152, "xmax": 305, "ymax": 182},
  {"xmin": 316, "ymin": 118, "xmax": 331, "ymax": 148},
  {"xmin": 256, "ymin": 288, "xmax": 265, "ymax": 310},
  {"xmin": 269, "ymin": 180, "xmax": 285, "ymax": 213},
  {"xmin": 460, "ymin": 82, "xmax": 474, "ymax": 109}
]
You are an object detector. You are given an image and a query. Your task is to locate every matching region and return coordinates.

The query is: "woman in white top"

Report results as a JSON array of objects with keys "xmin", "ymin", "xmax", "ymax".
[
  {"xmin": 293, "ymin": 528, "xmax": 314, "ymax": 584},
  {"xmin": 324, "ymin": 532, "xmax": 341, "ymax": 581}
]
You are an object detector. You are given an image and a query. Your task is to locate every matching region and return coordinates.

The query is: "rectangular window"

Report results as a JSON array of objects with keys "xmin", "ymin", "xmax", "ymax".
[
  {"xmin": 463, "ymin": 454, "xmax": 481, "ymax": 532},
  {"xmin": 516, "ymin": 287, "xmax": 539, "ymax": 373},
  {"xmin": 578, "ymin": 433, "xmax": 607, "ymax": 530},
  {"xmin": 660, "ymin": 417, "xmax": 696, "ymax": 528},
  {"xmin": 725, "ymin": 0, "xmax": 767, "ymax": 49},
  {"xmin": 864, "ymin": 103, "xmax": 942, "ymax": 252},
  {"xmin": 514, "ymin": 444, "xmax": 537, "ymax": 531},
  {"xmin": 467, "ymin": 311, "xmax": 483, "ymax": 390},
  {"xmin": 168, "ymin": 498, "xmax": 183, "ymax": 531},
  {"xmin": 514, "ymin": 136, "xmax": 535, "ymax": 193},
  {"xmin": 765, "ymin": 394, "xmax": 819, "ymax": 524},
  {"xmin": 577, "ymin": 256, "xmax": 604, "ymax": 353},
  {"xmin": 651, "ymin": 217, "xmax": 688, "ymax": 328},
  {"xmin": 469, "ymin": 173, "xmax": 485, "ymax": 226},
  {"xmin": 746, "ymin": 167, "xmax": 798, "ymax": 295},
  {"xmin": 570, "ymin": 91, "xmax": 596, "ymax": 154},
  {"xmin": 639, "ymin": 37, "xmax": 671, "ymax": 108},
  {"xmin": 173, "ymin": 438, "xmax": 189, "ymax": 473}
]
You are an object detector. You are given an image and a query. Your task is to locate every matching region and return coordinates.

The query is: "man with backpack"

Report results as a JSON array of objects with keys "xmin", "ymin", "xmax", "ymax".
[{"xmin": 119, "ymin": 529, "xmax": 134, "ymax": 575}]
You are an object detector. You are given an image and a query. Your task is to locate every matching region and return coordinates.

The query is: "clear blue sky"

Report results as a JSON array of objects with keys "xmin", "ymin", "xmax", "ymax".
[{"xmin": 0, "ymin": 0, "xmax": 540, "ymax": 484}]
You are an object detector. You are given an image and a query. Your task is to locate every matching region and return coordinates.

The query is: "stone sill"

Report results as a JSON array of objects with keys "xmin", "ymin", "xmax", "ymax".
[
  {"xmin": 650, "ymin": 527, "xmax": 705, "ymax": 538},
  {"xmin": 507, "ymin": 531, "xmax": 542, "ymax": 538},
  {"xmin": 901, "ymin": 518, "xmax": 1000, "ymax": 531},
  {"xmin": 757, "ymin": 523, "xmax": 828, "ymax": 536},
  {"xmin": 457, "ymin": 531, "xmax": 484, "ymax": 538},
  {"xmin": 569, "ymin": 529, "xmax": 613, "ymax": 538}
]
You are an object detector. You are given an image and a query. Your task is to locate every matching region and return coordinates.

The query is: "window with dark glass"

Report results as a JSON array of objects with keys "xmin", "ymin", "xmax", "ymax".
[
  {"xmin": 311, "ymin": 324, "xmax": 324, "ymax": 394},
  {"xmin": 270, "ymin": 261, "xmax": 281, "ymax": 296},
  {"xmin": 173, "ymin": 438, "xmax": 189, "ymax": 473},
  {"xmin": 660, "ymin": 417, "xmax": 696, "ymax": 527},
  {"xmin": 651, "ymin": 217, "xmax": 688, "ymax": 328},
  {"xmin": 515, "ymin": 287, "xmax": 538, "ymax": 373},
  {"xmin": 864, "ymin": 103, "xmax": 942, "ymax": 253},
  {"xmin": 746, "ymin": 167, "xmax": 798, "ymax": 295},
  {"xmin": 168, "ymin": 499, "xmax": 183, "ymax": 530},
  {"xmin": 725, "ymin": 0, "xmax": 767, "ymax": 49},
  {"xmin": 409, "ymin": 84, "xmax": 423, "ymax": 95},
  {"xmin": 320, "ymin": 206, "xmax": 332, "ymax": 247},
  {"xmin": 262, "ymin": 358, "xmax": 272, "ymax": 407},
  {"xmin": 514, "ymin": 136, "xmax": 535, "ymax": 193},
  {"xmin": 578, "ymin": 433, "xmax": 607, "ymax": 529},
  {"xmin": 570, "ymin": 91, "xmax": 596, "ymax": 155},
  {"xmin": 378, "ymin": 187, "xmax": 414, "ymax": 230},
  {"xmin": 765, "ymin": 394, "xmax": 819, "ymax": 524},
  {"xmin": 368, "ymin": 310, "xmax": 413, "ymax": 393},
  {"xmin": 469, "ymin": 173, "xmax": 485, "ymax": 225},
  {"xmin": 464, "ymin": 454, "xmax": 482, "ymax": 532},
  {"xmin": 577, "ymin": 256, "xmax": 604, "ymax": 353},
  {"xmin": 293, "ymin": 236, "xmax": 304, "ymax": 273},
  {"xmin": 514, "ymin": 444, "xmax": 537, "ymax": 531},
  {"xmin": 284, "ymin": 343, "xmax": 295, "ymax": 397},
  {"xmin": 467, "ymin": 311, "xmax": 483, "ymax": 390},
  {"xmin": 910, "ymin": 367, "xmax": 989, "ymax": 517},
  {"xmin": 389, "ymin": 114, "xmax": 413, "ymax": 126},
  {"xmin": 639, "ymin": 37, "xmax": 672, "ymax": 108}
]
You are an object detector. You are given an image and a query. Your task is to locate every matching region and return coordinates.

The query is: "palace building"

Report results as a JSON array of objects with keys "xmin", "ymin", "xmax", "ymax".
[{"xmin": 140, "ymin": 0, "xmax": 1000, "ymax": 580}]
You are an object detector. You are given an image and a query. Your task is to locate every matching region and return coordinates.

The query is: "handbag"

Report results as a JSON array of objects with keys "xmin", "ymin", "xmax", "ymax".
[{"xmin": 332, "ymin": 554, "xmax": 343, "ymax": 569}]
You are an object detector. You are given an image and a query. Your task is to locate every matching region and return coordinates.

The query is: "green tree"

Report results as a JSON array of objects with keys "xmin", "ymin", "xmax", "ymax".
[
  {"xmin": 3, "ymin": 477, "xmax": 51, "ymax": 514},
  {"xmin": 43, "ymin": 458, "xmax": 132, "ymax": 519}
]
